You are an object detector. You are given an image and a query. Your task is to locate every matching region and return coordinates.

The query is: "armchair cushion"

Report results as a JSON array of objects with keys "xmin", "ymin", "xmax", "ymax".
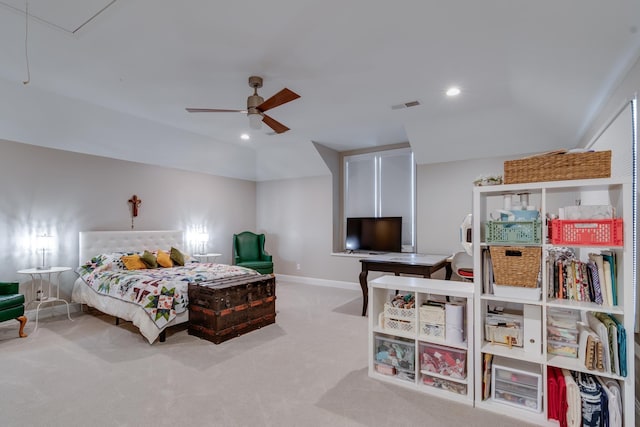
[{"xmin": 0, "ymin": 293, "xmax": 25, "ymax": 311}]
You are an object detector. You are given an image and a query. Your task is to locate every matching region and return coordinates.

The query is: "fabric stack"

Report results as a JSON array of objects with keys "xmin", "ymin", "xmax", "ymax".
[
  {"xmin": 576, "ymin": 312, "xmax": 627, "ymax": 376},
  {"xmin": 547, "ymin": 308, "xmax": 580, "ymax": 358},
  {"xmin": 547, "ymin": 248, "xmax": 617, "ymax": 306}
]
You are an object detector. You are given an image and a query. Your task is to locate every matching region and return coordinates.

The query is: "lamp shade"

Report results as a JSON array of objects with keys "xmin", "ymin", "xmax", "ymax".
[
  {"xmin": 249, "ymin": 113, "xmax": 262, "ymax": 129},
  {"xmin": 36, "ymin": 234, "xmax": 53, "ymax": 250},
  {"xmin": 36, "ymin": 234, "xmax": 54, "ymax": 270}
]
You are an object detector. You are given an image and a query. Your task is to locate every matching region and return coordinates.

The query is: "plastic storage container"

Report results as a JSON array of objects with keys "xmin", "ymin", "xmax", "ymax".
[
  {"xmin": 420, "ymin": 342, "xmax": 467, "ymax": 380},
  {"xmin": 374, "ymin": 335, "xmax": 415, "ymax": 382},
  {"xmin": 485, "ymin": 220, "xmax": 542, "ymax": 244},
  {"xmin": 422, "ymin": 373, "xmax": 467, "ymax": 395},
  {"xmin": 550, "ymin": 218, "xmax": 623, "ymax": 246},
  {"xmin": 491, "ymin": 356, "xmax": 542, "ymax": 412}
]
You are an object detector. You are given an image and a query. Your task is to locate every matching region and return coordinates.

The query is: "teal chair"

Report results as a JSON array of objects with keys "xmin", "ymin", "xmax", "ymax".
[
  {"xmin": 0, "ymin": 282, "xmax": 28, "ymax": 337},
  {"xmin": 233, "ymin": 231, "xmax": 274, "ymax": 274}
]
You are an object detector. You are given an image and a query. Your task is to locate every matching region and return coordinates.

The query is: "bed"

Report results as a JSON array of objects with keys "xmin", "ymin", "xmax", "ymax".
[{"xmin": 72, "ymin": 230, "xmax": 263, "ymax": 344}]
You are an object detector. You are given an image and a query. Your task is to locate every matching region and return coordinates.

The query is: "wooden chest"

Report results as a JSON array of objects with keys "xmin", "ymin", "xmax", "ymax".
[{"xmin": 188, "ymin": 273, "xmax": 276, "ymax": 344}]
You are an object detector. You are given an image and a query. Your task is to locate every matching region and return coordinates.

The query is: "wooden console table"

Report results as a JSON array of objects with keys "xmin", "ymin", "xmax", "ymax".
[{"xmin": 359, "ymin": 254, "xmax": 451, "ymax": 316}]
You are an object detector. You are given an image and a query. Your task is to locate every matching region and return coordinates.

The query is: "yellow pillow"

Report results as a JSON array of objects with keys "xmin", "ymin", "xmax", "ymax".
[
  {"xmin": 156, "ymin": 250, "xmax": 173, "ymax": 268},
  {"xmin": 121, "ymin": 254, "xmax": 147, "ymax": 270}
]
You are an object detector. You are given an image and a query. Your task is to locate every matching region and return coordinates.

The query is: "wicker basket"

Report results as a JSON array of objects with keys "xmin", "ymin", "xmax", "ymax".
[
  {"xmin": 490, "ymin": 246, "xmax": 541, "ymax": 288},
  {"xmin": 504, "ymin": 150, "xmax": 611, "ymax": 184}
]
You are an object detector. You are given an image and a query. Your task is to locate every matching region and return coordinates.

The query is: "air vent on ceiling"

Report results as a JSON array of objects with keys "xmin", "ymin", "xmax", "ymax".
[{"xmin": 391, "ymin": 100, "xmax": 421, "ymax": 110}]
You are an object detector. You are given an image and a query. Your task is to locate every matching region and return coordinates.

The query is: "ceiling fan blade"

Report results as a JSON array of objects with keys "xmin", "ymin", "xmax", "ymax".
[
  {"xmin": 262, "ymin": 114, "xmax": 290, "ymax": 134},
  {"xmin": 257, "ymin": 88, "xmax": 300, "ymax": 112},
  {"xmin": 186, "ymin": 108, "xmax": 246, "ymax": 113}
]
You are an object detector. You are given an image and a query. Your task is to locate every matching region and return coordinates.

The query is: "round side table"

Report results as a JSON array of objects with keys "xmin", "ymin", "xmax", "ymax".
[{"xmin": 17, "ymin": 266, "xmax": 73, "ymax": 331}]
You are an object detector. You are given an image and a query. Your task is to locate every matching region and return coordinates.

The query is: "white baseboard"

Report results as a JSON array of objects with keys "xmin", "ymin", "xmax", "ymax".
[
  {"xmin": 276, "ymin": 274, "xmax": 360, "ymax": 291},
  {"xmin": 25, "ymin": 302, "xmax": 82, "ymax": 321}
]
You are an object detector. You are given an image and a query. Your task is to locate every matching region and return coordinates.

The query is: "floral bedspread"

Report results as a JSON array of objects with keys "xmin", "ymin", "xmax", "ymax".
[{"xmin": 77, "ymin": 252, "xmax": 259, "ymax": 329}]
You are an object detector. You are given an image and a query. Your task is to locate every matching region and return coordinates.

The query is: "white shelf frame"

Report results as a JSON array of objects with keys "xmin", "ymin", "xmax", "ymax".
[
  {"xmin": 472, "ymin": 177, "xmax": 634, "ymax": 426},
  {"xmin": 368, "ymin": 275, "xmax": 474, "ymax": 405}
]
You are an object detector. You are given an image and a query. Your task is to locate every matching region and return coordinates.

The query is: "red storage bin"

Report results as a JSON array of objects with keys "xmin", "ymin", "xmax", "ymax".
[{"xmin": 550, "ymin": 219, "xmax": 623, "ymax": 246}]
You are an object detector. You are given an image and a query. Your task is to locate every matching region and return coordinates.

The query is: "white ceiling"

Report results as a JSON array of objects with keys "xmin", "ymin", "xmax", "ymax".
[{"xmin": 0, "ymin": 1, "xmax": 639, "ymax": 181}]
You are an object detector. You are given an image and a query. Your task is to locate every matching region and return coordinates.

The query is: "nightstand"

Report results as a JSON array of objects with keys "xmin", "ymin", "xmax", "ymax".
[{"xmin": 17, "ymin": 266, "xmax": 73, "ymax": 330}]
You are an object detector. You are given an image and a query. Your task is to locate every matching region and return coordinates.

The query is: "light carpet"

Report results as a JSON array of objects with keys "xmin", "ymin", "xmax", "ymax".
[{"xmin": 0, "ymin": 280, "xmax": 536, "ymax": 427}]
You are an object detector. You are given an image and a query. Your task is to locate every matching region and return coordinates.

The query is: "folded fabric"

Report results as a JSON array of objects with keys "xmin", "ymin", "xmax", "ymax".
[
  {"xmin": 574, "ymin": 372, "xmax": 606, "ymax": 427},
  {"xmin": 610, "ymin": 315, "xmax": 627, "ymax": 377},
  {"xmin": 548, "ymin": 367, "xmax": 559, "ymax": 422},
  {"xmin": 557, "ymin": 369, "xmax": 568, "ymax": 427},
  {"xmin": 562, "ymin": 369, "xmax": 582, "ymax": 427},
  {"xmin": 586, "ymin": 312, "xmax": 611, "ymax": 373},
  {"xmin": 595, "ymin": 312, "xmax": 618, "ymax": 375},
  {"xmin": 598, "ymin": 377, "xmax": 622, "ymax": 427},
  {"xmin": 578, "ymin": 322, "xmax": 602, "ymax": 371}
]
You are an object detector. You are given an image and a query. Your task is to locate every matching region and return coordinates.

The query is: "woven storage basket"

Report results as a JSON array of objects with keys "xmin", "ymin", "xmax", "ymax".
[
  {"xmin": 490, "ymin": 246, "xmax": 541, "ymax": 288},
  {"xmin": 504, "ymin": 150, "xmax": 611, "ymax": 184}
]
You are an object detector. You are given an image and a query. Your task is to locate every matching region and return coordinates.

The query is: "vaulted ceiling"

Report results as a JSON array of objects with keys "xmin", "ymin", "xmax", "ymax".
[{"xmin": 1, "ymin": 1, "xmax": 639, "ymax": 181}]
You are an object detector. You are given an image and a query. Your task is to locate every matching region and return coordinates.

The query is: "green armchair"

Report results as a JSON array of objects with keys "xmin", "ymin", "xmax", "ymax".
[
  {"xmin": 0, "ymin": 282, "xmax": 28, "ymax": 338},
  {"xmin": 233, "ymin": 231, "xmax": 274, "ymax": 274}
]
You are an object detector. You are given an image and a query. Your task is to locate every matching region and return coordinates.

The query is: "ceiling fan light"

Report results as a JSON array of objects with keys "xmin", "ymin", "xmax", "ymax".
[{"xmin": 249, "ymin": 113, "xmax": 262, "ymax": 129}]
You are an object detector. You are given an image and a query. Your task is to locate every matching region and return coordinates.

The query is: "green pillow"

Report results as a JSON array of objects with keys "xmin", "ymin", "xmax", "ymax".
[
  {"xmin": 140, "ymin": 250, "xmax": 158, "ymax": 268},
  {"xmin": 170, "ymin": 247, "xmax": 185, "ymax": 266}
]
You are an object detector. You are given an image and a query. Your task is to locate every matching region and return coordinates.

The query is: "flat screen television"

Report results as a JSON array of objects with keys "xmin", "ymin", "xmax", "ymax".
[{"xmin": 345, "ymin": 217, "xmax": 402, "ymax": 253}]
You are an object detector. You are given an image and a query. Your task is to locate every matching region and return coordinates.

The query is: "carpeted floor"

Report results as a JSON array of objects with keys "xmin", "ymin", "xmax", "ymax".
[{"xmin": 0, "ymin": 279, "xmax": 536, "ymax": 427}]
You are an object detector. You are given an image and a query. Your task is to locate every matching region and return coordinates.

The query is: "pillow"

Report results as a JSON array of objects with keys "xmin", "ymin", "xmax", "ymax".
[
  {"xmin": 157, "ymin": 250, "xmax": 173, "ymax": 268},
  {"xmin": 140, "ymin": 250, "xmax": 158, "ymax": 268},
  {"xmin": 170, "ymin": 247, "xmax": 185, "ymax": 266},
  {"xmin": 121, "ymin": 254, "xmax": 147, "ymax": 270}
]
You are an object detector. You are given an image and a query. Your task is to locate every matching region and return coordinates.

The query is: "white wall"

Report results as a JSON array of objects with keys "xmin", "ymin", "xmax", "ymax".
[
  {"xmin": 416, "ymin": 155, "xmax": 514, "ymax": 256},
  {"xmin": 257, "ymin": 175, "xmax": 361, "ymax": 284},
  {"xmin": 0, "ymin": 139, "xmax": 257, "ymax": 299}
]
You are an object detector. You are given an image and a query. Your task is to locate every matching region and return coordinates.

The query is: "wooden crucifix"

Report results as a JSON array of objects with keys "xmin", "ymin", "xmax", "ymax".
[{"xmin": 128, "ymin": 194, "xmax": 142, "ymax": 229}]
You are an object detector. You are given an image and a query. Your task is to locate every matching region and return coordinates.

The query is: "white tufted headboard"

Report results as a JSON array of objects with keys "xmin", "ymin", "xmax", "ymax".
[{"xmin": 78, "ymin": 230, "xmax": 185, "ymax": 265}]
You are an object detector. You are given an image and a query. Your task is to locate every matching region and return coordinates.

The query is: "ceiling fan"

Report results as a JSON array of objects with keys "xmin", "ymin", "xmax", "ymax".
[{"xmin": 186, "ymin": 76, "xmax": 300, "ymax": 134}]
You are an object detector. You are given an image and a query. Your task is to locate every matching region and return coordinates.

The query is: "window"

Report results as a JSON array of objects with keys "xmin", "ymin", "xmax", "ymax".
[{"xmin": 343, "ymin": 147, "xmax": 415, "ymax": 251}]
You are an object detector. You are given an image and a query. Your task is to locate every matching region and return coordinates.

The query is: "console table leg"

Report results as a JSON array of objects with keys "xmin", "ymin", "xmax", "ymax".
[{"xmin": 359, "ymin": 270, "xmax": 368, "ymax": 316}]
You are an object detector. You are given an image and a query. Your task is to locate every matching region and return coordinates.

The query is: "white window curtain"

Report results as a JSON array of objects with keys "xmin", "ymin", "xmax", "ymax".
[{"xmin": 344, "ymin": 147, "xmax": 415, "ymax": 251}]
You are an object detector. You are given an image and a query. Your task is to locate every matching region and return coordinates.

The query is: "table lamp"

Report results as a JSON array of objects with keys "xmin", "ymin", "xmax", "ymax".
[
  {"xmin": 36, "ymin": 234, "xmax": 53, "ymax": 270},
  {"xmin": 195, "ymin": 232, "xmax": 209, "ymax": 255}
]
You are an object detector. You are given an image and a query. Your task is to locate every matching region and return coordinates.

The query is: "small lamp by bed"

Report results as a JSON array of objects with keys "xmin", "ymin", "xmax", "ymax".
[
  {"xmin": 36, "ymin": 234, "xmax": 54, "ymax": 270},
  {"xmin": 192, "ymin": 232, "xmax": 209, "ymax": 255}
]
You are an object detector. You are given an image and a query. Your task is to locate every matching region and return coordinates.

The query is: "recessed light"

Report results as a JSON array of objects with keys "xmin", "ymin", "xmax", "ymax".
[
  {"xmin": 446, "ymin": 86, "xmax": 461, "ymax": 97},
  {"xmin": 240, "ymin": 133, "xmax": 250, "ymax": 140}
]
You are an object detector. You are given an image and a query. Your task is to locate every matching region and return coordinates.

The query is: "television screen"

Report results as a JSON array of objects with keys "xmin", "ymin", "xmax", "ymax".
[{"xmin": 345, "ymin": 217, "xmax": 402, "ymax": 253}]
